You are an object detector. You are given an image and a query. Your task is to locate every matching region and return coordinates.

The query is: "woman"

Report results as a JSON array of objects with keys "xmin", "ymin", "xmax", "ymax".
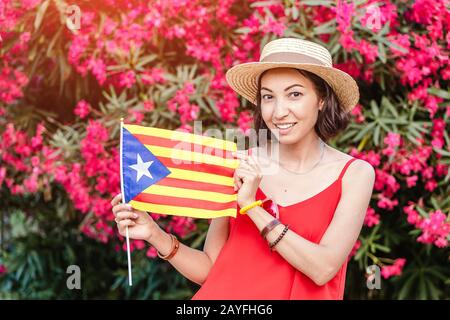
[{"xmin": 111, "ymin": 38, "xmax": 375, "ymax": 299}]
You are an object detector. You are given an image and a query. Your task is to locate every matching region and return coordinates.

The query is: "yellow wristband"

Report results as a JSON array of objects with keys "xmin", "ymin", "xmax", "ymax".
[{"xmin": 239, "ymin": 200, "xmax": 263, "ymax": 215}]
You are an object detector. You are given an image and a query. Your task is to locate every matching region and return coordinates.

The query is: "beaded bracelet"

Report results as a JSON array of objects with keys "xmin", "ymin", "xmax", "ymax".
[{"xmin": 268, "ymin": 224, "xmax": 290, "ymax": 251}]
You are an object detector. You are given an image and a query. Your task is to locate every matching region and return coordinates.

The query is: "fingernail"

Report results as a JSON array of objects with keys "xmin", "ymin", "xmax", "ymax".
[
  {"xmin": 126, "ymin": 204, "xmax": 132, "ymax": 210},
  {"xmin": 133, "ymin": 213, "xmax": 138, "ymax": 218}
]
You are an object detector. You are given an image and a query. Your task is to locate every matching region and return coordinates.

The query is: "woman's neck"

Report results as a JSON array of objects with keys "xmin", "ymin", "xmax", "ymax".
[{"xmin": 267, "ymin": 134, "xmax": 324, "ymax": 172}]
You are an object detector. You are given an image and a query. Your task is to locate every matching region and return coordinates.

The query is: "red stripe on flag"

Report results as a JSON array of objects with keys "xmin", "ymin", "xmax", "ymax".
[
  {"xmin": 133, "ymin": 193, "xmax": 237, "ymax": 211},
  {"xmin": 157, "ymin": 177, "xmax": 236, "ymax": 195},
  {"xmin": 133, "ymin": 134, "xmax": 235, "ymax": 159},
  {"xmin": 158, "ymin": 156, "xmax": 234, "ymax": 177}
]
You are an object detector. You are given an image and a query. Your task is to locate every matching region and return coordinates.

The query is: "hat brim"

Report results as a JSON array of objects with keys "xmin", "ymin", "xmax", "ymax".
[{"xmin": 225, "ymin": 62, "xmax": 359, "ymax": 112}]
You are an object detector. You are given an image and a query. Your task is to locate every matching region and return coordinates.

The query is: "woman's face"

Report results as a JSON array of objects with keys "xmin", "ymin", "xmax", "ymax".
[{"xmin": 259, "ymin": 67, "xmax": 323, "ymax": 145}]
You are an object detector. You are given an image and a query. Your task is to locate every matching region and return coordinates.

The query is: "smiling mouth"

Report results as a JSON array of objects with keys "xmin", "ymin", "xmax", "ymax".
[{"xmin": 274, "ymin": 122, "xmax": 297, "ymax": 130}]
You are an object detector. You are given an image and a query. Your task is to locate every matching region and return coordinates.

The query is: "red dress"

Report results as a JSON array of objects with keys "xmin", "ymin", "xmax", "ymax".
[{"xmin": 191, "ymin": 157, "xmax": 357, "ymax": 300}]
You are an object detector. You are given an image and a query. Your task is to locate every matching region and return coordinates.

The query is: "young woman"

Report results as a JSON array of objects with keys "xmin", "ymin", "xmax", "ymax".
[{"xmin": 111, "ymin": 38, "xmax": 375, "ymax": 299}]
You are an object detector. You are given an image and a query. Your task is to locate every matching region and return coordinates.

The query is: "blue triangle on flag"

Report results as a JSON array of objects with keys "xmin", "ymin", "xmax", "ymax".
[{"xmin": 122, "ymin": 127, "xmax": 171, "ymax": 203}]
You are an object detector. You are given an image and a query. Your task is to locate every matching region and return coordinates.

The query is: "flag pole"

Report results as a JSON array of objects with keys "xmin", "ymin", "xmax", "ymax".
[{"xmin": 120, "ymin": 118, "xmax": 133, "ymax": 286}]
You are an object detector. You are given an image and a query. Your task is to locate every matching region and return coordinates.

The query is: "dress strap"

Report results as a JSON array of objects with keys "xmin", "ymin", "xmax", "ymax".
[{"xmin": 338, "ymin": 158, "xmax": 357, "ymax": 181}]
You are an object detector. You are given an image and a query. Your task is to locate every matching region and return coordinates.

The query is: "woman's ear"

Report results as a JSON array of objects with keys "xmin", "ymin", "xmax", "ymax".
[{"xmin": 319, "ymin": 99, "xmax": 325, "ymax": 111}]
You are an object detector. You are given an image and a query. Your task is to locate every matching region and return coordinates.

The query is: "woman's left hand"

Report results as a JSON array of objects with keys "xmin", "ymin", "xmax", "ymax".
[{"xmin": 233, "ymin": 150, "xmax": 263, "ymax": 208}]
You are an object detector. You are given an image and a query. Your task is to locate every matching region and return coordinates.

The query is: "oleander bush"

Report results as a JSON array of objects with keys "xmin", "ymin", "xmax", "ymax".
[{"xmin": 0, "ymin": 0, "xmax": 449, "ymax": 299}]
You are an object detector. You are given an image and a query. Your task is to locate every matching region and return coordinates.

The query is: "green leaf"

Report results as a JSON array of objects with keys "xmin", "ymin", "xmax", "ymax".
[
  {"xmin": 370, "ymin": 100, "xmax": 380, "ymax": 117},
  {"xmin": 378, "ymin": 42, "xmax": 387, "ymax": 63},
  {"xmin": 313, "ymin": 18, "xmax": 336, "ymax": 35},
  {"xmin": 397, "ymin": 272, "xmax": 418, "ymax": 300},
  {"xmin": 353, "ymin": 122, "xmax": 376, "ymax": 142},
  {"xmin": 427, "ymin": 87, "xmax": 450, "ymax": 100},
  {"xmin": 373, "ymin": 125, "xmax": 380, "ymax": 146}
]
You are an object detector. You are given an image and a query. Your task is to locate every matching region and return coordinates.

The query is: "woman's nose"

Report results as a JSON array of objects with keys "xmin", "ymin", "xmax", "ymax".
[{"xmin": 273, "ymin": 101, "xmax": 290, "ymax": 119}]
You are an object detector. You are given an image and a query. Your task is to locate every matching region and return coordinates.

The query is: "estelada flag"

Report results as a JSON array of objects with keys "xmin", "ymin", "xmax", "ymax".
[{"xmin": 120, "ymin": 122, "xmax": 239, "ymax": 219}]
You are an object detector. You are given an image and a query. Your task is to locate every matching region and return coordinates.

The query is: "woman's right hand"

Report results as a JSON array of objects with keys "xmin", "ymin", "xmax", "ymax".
[{"xmin": 111, "ymin": 193, "xmax": 158, "ymax": 242}]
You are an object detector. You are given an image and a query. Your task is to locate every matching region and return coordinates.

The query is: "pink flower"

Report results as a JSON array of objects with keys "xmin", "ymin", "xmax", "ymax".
[
  {"xmin": 74, "ymin": 100, "xmax": 91, "ymax": 119},
  {"xmin": 167, "ymin": 216, "xmax": 196, "ymax": 238},
  {"xmin": 417, "ymin": 210, "xmax": 450, "ymax": 248},
  {"xmin": 88, "ymin": 58, "xmax": 107, "ymax": 85},
  {"xmin": 334, "ymin": 0, "xmax": 357, "ymax": 51},
  {"xmin": 141, "ymin": 68, "xmax": 165, "ymax": 86},
  {"xmin": 403, "ymin": 203, "xmax": 422, "ymax": 225},
  {"xmin": 377, "ymin": 194, "xmax": 398, "ymax": 211},
  {"xmin": 381, "ymin": 258, "xmax": 406, "ymax": 279},
  {"xmin": 358, "ymin": 39, "xmax": 378, "ymax": 64},
  {"xmin": 143, "ymin": 100, "xmax": 154, "ymax": 111},
  {"xmin": 119, "ymin": 71, "xmax": 136, "ymax": 88},
  {"xmin": 406, "ymin": 175, "xmax": 418, "ymax": 188},
  {"xmin": 0, "ymin": 167, "xmax": 6, "ymax": 187},
  {"xmin": 364, "ymin": 207, "xmax": 380, "ymax": 227},
  {"xmin": 424, "ymin": 179, "xmax": 437, "ymax": 191},
  {"xmin": 384, "ymin": 132, "xmax": 401, "ymax": 148},
  {"xmin": 237, "ymin": 111, "xmax": 253, "ymax": 135},
  {"xmin": 261, "ymin": 16, "xmax": 286, "ymax": 36},
  {"xmin": 0, "ymin": 264, "xmax": 6, "ymax": 275},
  {"xmin": 128, "ymin": 110, "xmax": 144, "ymax": 123},
  {"xmin": 350, "ymin": 104, "xmax": 365, "ymax": 123},
  {"xmin": 146, "ymin": 246, "xmax": 158, "ymax": 258},
  {"xmin": 349, "ymin": 239, "xmax": 361, "ymax": 259}
]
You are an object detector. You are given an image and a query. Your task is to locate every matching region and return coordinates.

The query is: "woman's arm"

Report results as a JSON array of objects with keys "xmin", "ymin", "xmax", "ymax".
[
  {"xmin": 245, "ymin": 159, "xmax": 375, "ymax": 286},
  {"xmin": 148, "ymin": 216, "xmax": 230, "ymax": 285}
]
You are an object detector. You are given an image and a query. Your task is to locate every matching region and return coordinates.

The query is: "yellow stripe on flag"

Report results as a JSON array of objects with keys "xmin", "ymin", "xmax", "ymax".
[
  {"xmin": 166, "ymin": 167, "xmax": 235, "ymax": 186},
  {"xmin": 125, "ymin": 124, "xmax": 237, "ymax": 152},
  {"xmin": 142, "ymin": 184, "xmax": 237, "ymax": 203},
  {"xmin": 143, "ymin": 144, "xmax": 239, "ymax": 169},
  {"xmin": 129, "ymin": 200, "xmax": 237, "ymax": 218}
]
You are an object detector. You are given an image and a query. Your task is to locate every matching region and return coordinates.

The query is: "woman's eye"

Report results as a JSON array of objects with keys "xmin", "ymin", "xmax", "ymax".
[
  {"xmin": 289, "ymin": 92, "xmax": 302, "ymax": 98},
  {"xmin": 262, "ymin": 94, "xmax": 273, "ymax": 100}
]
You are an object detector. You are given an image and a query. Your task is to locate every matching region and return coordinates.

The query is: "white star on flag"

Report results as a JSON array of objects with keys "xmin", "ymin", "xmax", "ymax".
[{"xmin": 129, "ymin": 154, "xmax": 154, "ymax": 182}]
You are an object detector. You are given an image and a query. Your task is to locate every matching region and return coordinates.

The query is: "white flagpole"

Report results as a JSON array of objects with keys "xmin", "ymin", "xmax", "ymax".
[{"xmin": 119, "ymin": 118, "xmax": 133, "ymax": 286}]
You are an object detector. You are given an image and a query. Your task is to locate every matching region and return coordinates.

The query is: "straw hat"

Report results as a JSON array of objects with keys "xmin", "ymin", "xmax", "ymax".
[{"xmin": 225, "ymin": 37, "xmax": 359, "ymax": 112}]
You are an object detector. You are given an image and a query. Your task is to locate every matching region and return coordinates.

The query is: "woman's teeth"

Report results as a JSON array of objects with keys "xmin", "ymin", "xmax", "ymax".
[{"xmin": 274, "ymin": 123, "xmax": 296, "ymax": 129}]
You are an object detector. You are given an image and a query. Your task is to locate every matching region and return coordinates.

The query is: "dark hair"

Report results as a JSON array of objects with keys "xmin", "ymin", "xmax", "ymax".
[{"xmin": 253, "ymin": 68, "xmax": 350, "ymax": 143}]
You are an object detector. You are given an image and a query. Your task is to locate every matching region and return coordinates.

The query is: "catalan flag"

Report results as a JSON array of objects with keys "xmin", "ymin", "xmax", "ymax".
[{"xmin": 120, "ymin": 122, "xmax": 239, "ymax": 219}]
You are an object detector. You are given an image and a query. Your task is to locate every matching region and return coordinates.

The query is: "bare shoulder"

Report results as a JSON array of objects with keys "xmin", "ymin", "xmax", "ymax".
[
  {"xmin": 327, "ymin": 146, "xmax": 375, "ymax": 184},
  {"xmin": 344, "ymin": 157, "xmax": 376, "ymax": 190}
]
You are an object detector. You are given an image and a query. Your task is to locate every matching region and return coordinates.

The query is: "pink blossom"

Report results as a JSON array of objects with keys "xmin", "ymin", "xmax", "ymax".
[
  {"xmin": 348, "ymin": 240, "xmax": 361, "ymax": 259},
  {"xmin": 88, "ymin": 58, "xmax": 107, "ymax": 85},
  {"xmin": 381, "ymin": 258, "xmax": 406, "ymax": 279},
  {"xmin": 0, "ymin": 167, "xmax": 6, "ymax": 187},
  {"xmin": 237, "ymin": 111, "xmax": 253, "ymax": 135},
  {"xmin": 403, "ymin": 203, "xmax": 422, "ymax": 225},
  {"xmin": 364, "ymin": 207, "xmax": 380, "ymax": 227},
  {"xmin": 0, "ymin": 264, "xmax": 6, "ymax": 275},
  {"xmin": 146, "ymin": 246, "xmax": 158, "ymax": 258},
  {"xmin": 74, "ymin": 100, "xmax": 91, "ymax": 119},
  {"xmin": 417, "ymin": 210, "xmax": 450, "ymax": 248},
  {"xmin": 406, "ymin": 175, "xmax": 418, "ymax": 188},
  {"xmin": 350, "ymin": 104, "xmax": 365, "ymax": 123},
  {"xmin": 119, "ymin": 71, "xmax": 136, "ymax": 88},
  {"xmin": 424, "ymin": 179, "xmax": 437, "ymax": 192},
  {"xmin": 377, "ymin": 194, "xmax": 398, "ymax": 211},
  {"xmin": 167, "ymin": 216, "xmax": 196, "ymax": 238},
  {"xmin": 143, "ymin": 100, "xmax": 154, "ymax": 111},
  {"xmin": 261, "ymin": 16, "xmax": 286, "ymax": 36},
  {"xmin": 141, "ymin": 68, "xmax": 165, "ymax": 86},
  {"xmin": 384, "ymin": 132, "xmax": 401, "ymax": 148},
  {"xmin": 358, "ymin": 40, "xmax": 379, "ymax": 64}
]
